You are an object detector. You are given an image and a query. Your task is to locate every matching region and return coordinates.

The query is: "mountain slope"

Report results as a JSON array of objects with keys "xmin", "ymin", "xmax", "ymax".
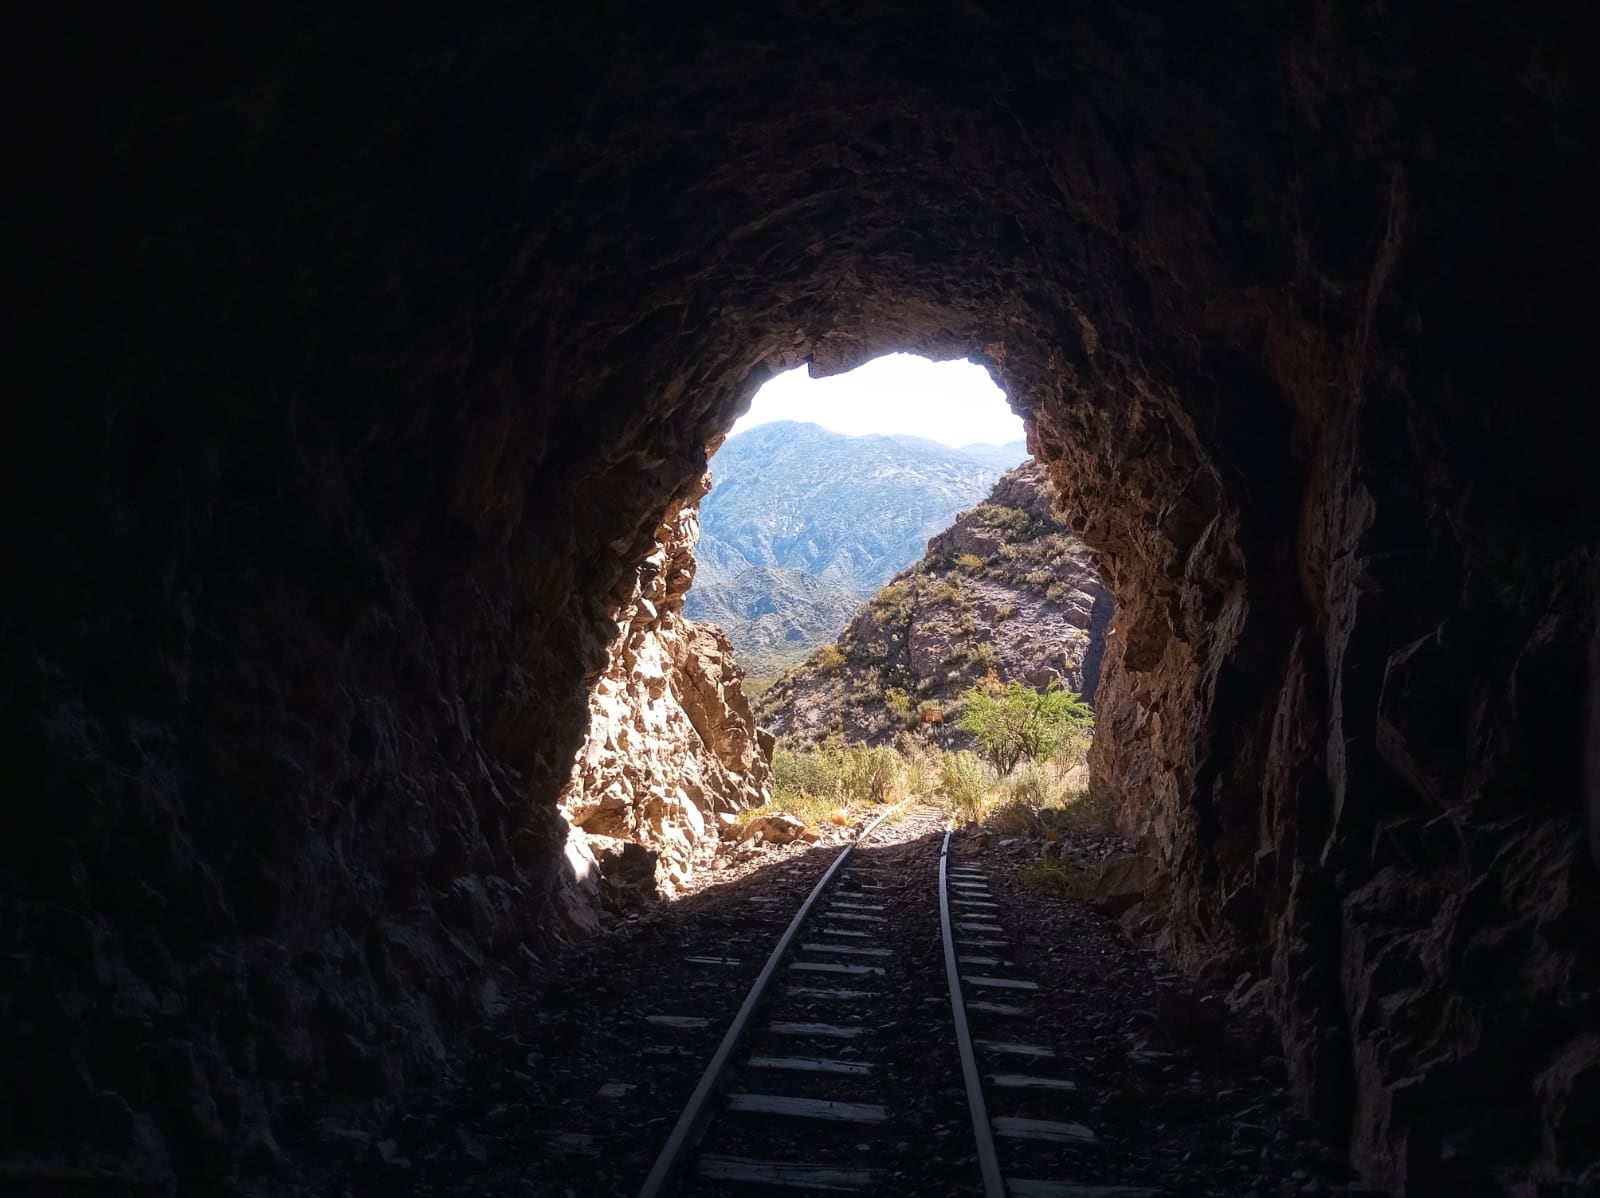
[
  {"xmin": 684, "ymin": 421, "xmax": 1027, "ymax": 676},
  {"xmin": 756, "ymin": 461, "xmax": 1112, "ymax": 747},
  {"xmin": 680, "ymin": 566, "xmax": 861, "ymax": 681}
]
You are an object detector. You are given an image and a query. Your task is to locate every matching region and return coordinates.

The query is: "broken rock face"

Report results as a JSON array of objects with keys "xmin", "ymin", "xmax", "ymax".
[{"xmin": 558, "ymin": 477, "xmax": 773, "ymax": 906}]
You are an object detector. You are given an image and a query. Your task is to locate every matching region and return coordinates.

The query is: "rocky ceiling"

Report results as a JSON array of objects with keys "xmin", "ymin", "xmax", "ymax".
[{"xmin": 6, "ymin": 2, "xmax": 1598, "ymax": 1194}]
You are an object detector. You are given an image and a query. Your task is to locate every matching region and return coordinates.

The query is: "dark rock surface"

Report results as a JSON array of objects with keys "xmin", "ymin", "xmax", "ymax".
[{"xmin": 6, "ymin": 3, "xmax": 1598, "ymax": 1193}]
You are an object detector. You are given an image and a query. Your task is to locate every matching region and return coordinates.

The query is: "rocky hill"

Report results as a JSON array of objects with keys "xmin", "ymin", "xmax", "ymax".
[
  {"xmin": 756, "ymin": 461, "xmax": 1113, "ymax": 746},
  {"xmin": 684, "ymin": 421, "xmax": 1026, "ymax": 676}
]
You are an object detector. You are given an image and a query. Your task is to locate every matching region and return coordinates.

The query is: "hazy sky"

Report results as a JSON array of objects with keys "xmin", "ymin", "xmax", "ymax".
[{"xmin": 729, "ymin": 354, "xmax": 1025, "ymax": 447}]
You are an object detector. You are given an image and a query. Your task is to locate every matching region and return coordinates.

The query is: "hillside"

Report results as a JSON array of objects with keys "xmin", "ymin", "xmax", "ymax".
[
  {"xmin": 756, "ymin": 461, "xmax": 1112, "ymax": 746},
  {"xmin": 678, "ymin": 565, "xmax": 861, "ymax": 683},
  {"xmin": 684, "ymin": 420, "xmax": 1026, "ymax": 677}
]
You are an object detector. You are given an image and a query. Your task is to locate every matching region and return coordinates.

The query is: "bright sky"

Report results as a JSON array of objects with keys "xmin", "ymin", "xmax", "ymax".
[{"xmin": 729, "ymin": 354, "xmax": 1024, "ymax": 447}]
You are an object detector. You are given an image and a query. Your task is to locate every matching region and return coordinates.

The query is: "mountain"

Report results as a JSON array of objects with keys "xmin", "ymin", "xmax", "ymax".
[
  {"xmin": 684, "ymin": 421, "xmax": 1028, "ymax": 678},
  {"xmin": 679, "ymin": 566, "xmax": 861, "ymax": 682},
  {"xmin": 755, "ymin": 461, "xmax": 1113, "ymax": 747},
  {"xmin": 954, "ymin": 440, "xmax": 1035, "ymax": 472}
]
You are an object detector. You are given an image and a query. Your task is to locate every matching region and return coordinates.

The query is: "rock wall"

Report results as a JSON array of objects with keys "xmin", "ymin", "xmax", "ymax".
[
  {"xmin": 1073, "ymin": 223, "xmax": 1600, "ymax": 1198},
  {"xmin": 6, "ymin": 4, "xmax": 1598, "ymax": 1193},
  {"xmin": 559, "ymin": 475, "xmax": 773, "ymax": 900}
]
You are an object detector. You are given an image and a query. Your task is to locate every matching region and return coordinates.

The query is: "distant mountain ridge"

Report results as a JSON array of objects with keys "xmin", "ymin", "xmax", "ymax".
[
  {"xmin": 685, "ymin": 421, "xmax": 1027, "ymax": 678},
  {"xmin": 680, "ymin": 566, "xmax": 861, "ymax": 680}
]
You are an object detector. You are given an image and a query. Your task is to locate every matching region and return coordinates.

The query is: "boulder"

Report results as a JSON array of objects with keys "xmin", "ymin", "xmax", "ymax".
[
  {"xmin": 582, "ymin": 834, "xmax": 660, "ymax": 897},
  {"xmin": 1093, "ymin": 853, "xmax": 1161, "ymax": 918},
  {"xmin": 738, "ymin": 812, "xmax": 807, "ymax": 845}
]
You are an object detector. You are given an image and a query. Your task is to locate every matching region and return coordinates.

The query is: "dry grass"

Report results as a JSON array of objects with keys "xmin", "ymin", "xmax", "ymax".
[
  {"xmin": 761, "ymin": 788, "xmax": 845, "ymax": 828},
  {"xmin": 985, "ymin": 796, "xmax": 1045, "ymax": 836},
  {"xmin": 764, "ymin": 735, "xmax": 1112, "ymax": 839},
  {"xmin": 975, "ymin": 750, "xmax": 1114, "ymax": 837},
  {"xmin": 938, "ymin": 750, "xmax": 994, "ymax": 824},
  {"xmin": 1040, "ymin": 785, "xmax": 1120, "ymax": 836}
]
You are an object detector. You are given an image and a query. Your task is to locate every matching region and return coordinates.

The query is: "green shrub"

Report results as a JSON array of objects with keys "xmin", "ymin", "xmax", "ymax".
[
  {"xmin": 975, "ymin": 505, "xmax": 1032, "ymax": 537},
  {"xmin": 994, "ymin": 602, "xmax": 1016, "ymax": 622},
  {"xmin": 815, "ymin": 643, "xmax": 846, "ymax": 671},
  {"xmin": 884, "ymin": 687, "xmax": 913, "ymax": 718},
  {"xmin": 763, "ymin": 784, "xmax": 838, "ymax": 827},
  {"xmin": 842, "ymin": 744, "xmax": 907, "ymax": 804},
  {"xmin": 1052, "ymin": 728, "xmax": 1093, "ymax": 772},
  {"xmin": 959, "ymin": 680, "xmax": 1093, "ymax": 775},
  {"xmin": 895, "ymin": 734, "xmax": 943, "ymax": 797},
  {"xmin": 956, "ymin": 553, "xmax": 985, "ymax": 571},
  {"xmin": 871, "ymin": 581, "xmax": 910, "ymax": 610}
]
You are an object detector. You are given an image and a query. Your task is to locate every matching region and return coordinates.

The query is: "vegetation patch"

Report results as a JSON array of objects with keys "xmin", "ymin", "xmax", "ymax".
[
  {"xmin": 938, "ymin": 750, "xmax": 992, "ymax": 824},
  {"xmin": 1018, "ymin": 857, "xmax": 1100, "ymax": 899},
  {"xmin": 763, "ymin": 691, "xmax": 1104, "ymax": 846},
  {"xmin": 959, "ymin": 677, "xmax": 1093, "ymax": 774},
  {"xmin": 1040, "ymin": 785, "xmax": 1120, "ymax": 836},
  {"xmin": 815, "ymin": 642, "xmax": 846, "ymax": 671},
  {"xmin": 772, "ymin": 743, "xmax": 909, "ymax": 809}
]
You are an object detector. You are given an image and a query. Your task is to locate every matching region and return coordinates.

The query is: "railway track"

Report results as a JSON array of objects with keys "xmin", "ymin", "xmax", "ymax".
[
  {"xmin": 939, "ymin": 833, "xmax": 1159, "ymax": 1198},
  {"xmin": 632, "ymin": 810, "xmax": 1159, "ymax": 1198}
]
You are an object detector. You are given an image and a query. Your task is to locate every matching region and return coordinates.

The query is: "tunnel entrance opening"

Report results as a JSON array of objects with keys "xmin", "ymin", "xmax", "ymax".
[
  {"xmin": 690, "ymin": 352, "xmax": 1028, "ymax": 691},
  {"xmin": 556, "ymin": 349, "xmax": 1123, "ymax": 926}
]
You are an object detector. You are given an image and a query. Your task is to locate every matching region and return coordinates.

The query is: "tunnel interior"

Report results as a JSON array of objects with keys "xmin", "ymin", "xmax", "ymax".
[{"xmin": 7, "ymin": 3, "xmax": 1599, "ymax": 1193}]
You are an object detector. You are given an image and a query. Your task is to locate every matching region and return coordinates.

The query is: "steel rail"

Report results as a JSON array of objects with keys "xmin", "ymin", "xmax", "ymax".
[
  {"xmin": 635, "ymin": 802, "xmax": 906, "ymax": 1198},
  {"xmin": 940, "ymin": 827, "xmax": 1006, "ymax": 1198}
]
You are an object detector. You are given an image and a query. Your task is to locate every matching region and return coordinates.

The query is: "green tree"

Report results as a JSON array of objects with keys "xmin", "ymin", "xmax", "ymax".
[{"xmin": 958, "ymin": 680, "xmax": 1092, "ymax": 775}]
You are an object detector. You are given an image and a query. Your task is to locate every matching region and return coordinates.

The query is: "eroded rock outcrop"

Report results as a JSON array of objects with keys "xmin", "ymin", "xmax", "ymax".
[
  {"xmin": 759, "ymin": 462, "xmax": 1111, "ymax": 747},
  {"xmin": 559, "ymin": 475, "xmax": 773, "ymax": 902}
]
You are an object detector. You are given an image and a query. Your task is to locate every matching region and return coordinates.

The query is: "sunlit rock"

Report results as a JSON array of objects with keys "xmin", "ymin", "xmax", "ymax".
[{"xmin": 558, "ymin": 476, "xmax": 773, "ymax": 904}]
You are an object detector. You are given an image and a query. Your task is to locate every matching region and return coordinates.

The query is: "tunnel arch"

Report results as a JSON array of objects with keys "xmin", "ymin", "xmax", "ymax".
[{"xmin": 8, "ymin": 3, "xmax": 1598, "ymax": 1193}]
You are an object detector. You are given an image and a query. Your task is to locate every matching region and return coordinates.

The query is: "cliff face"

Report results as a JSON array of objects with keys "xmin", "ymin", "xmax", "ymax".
[
  {"xmin": 758, "ymin": 462, "xmax": 1112, "ymax": 747},
  {"xmin": 1052, "ymin": 316, "xmax": 1600, "ymax": 1192},
  {"xmin": 559, "ymin": 476, "xmax": 773, "ymax": 904}
]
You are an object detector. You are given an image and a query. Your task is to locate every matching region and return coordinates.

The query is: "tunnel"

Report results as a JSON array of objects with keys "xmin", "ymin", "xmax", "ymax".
[{"xmin": 5, "ymin": 3, "xmax": 1598, "ymax": 1194}]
